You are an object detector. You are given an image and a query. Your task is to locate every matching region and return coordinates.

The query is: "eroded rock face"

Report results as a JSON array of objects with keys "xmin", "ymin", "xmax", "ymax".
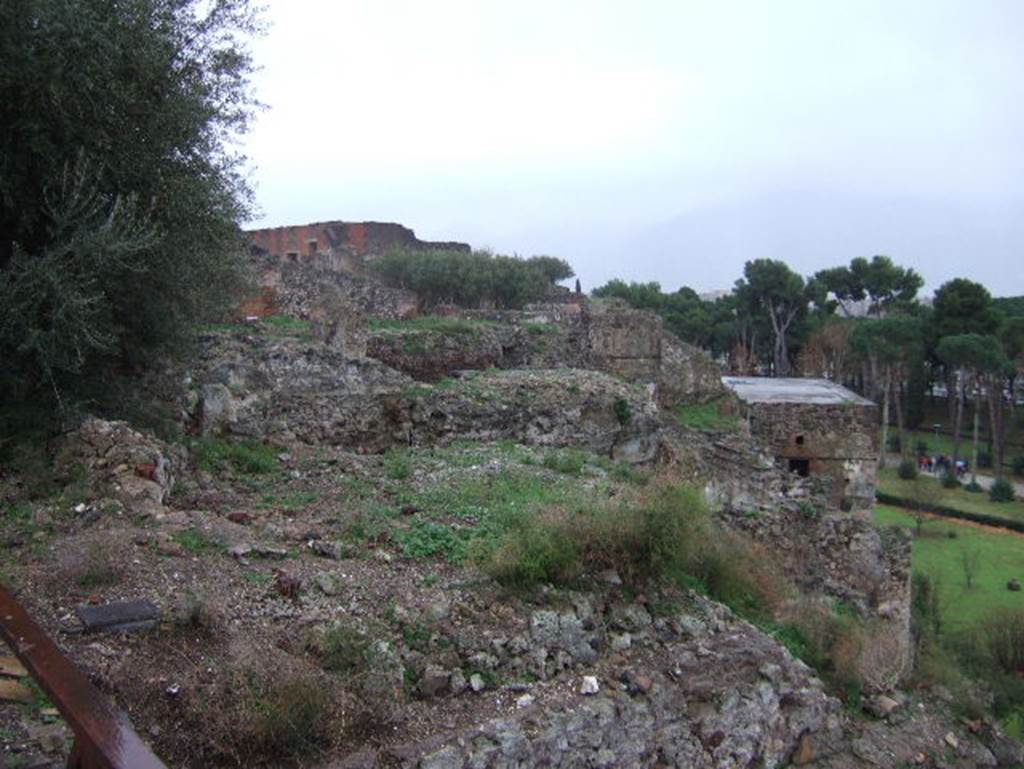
[
  {"xmin": 720, "ymin": 505, "xmax": 913, "ymax": 692},
  {"xmin": 55, "ymin": 418, "xmax": 181, "ymax": 514},
  {"xmin": 395, "ymin": 369, "xmax": 662, "ymax": 457},
  {"xmin": 187, "ymin": 330, "xmax": 412, "ymax": 444}
]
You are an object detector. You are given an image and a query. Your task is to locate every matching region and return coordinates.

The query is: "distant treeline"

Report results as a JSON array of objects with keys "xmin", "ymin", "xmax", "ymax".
[
  {"xmin": 372, "ymin": 249, "xmax": 574, "ymax": 309},
  {"xmin": 595, "ymin": 257, "xmax": 1024, "ymax": 476}
]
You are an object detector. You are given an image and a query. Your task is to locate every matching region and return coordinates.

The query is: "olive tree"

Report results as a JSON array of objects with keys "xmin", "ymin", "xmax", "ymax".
[{"xmin": 0, "ymin": 0, "xmax": 261, "ymax": 403}]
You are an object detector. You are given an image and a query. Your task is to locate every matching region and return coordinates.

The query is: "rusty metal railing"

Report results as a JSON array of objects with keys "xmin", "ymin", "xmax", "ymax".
[{"xmin": 0, "ymin": 584, "xmax": 168, "ymax": 769}]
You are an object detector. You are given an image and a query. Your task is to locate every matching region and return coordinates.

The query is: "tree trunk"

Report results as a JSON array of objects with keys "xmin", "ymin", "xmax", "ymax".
[
  {"xmin": 952, "ymin": 369, "xmax": 964, "ymax": 466},
  {"xmin": 894, "ymin": 369, "xmax": 907, "ymax": 460},
  {"xmin": 880, "ymin": 368, "xmax": 891, "ymax": 470},
  {"xmin": 970, "ymin": 384, "xmax": 980, "ymax": 486},
  {"xmin": 988, "ymin": 374, "xmax": 1006, "ymax": 479}
]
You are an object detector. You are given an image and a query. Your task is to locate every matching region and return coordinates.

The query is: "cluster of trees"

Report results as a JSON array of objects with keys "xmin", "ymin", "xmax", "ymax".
[
  {"xmin": 371, "ymin": 249, "xmax": 574, "ymax": 310},
  {"xmin": 596, "ymin": 258, "xmax": 1024, "ymax": 477},
  {"xmin": 1, "ymin": 0, "xmax": 260, "ymax": 408}
]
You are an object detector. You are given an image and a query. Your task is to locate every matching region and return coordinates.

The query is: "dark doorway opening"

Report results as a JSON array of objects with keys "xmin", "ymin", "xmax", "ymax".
[{"xmin": 788, "ymin": 458, "xmax": 810, "ymax": 477}]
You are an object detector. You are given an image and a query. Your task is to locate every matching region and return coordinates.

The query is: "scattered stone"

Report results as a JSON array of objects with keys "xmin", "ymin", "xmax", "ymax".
[
  {"xmin": 401, "ymin": 504, "xmax": 420, "ymax": 515},
  {"xmin": 424, "ymin": 598, "xmax": 451, "ymax": 623},
  {"xmin": 792, "ymin": 733, "xmax": 815, "ymax": 765},
  {"xmin": 865, "ymin": 694, "xmax": 901, "ymax": 718},
  {"xmin": 516, "ymin": 694, "xmax": 535, "ymax": 708},
  {"xmin": 944, "ymin": 732, "xmax": 959, "ymax": 750},
  {"xmin": 610, "ymin": 633, "xmax": 632, "ymax": 652},
  {"xmin": 599, "ymin": 569, "xmax": 623, "ymax": 586},
  {"xmin": 310, "ymin": 540, "xmax": 353, "ymax": 560},
  {"xmin": 273, "ymin": 570, "xmax": 302, "ymax": 599},
  {"xmin": 580, "ymin": 675, "xmax": 600, "ymax": 695},
  {"xmin": 315, "ymin": 573, "xmax": 343, "ymax": 596},
  {"xmin": 374, "ymin": 550, "xmax": 395, "ymax": 564},
  {"xmin": 251, "ymin": 545, "xmax": 288, "ymax": 559},
  {"xmin": 1008, "ymin": 579, "xmax": 1021, "ymax": 592},
  {"xmin": 229, "ymin": 544, "xmax": 253, "ymax": 559},
  {"xmin": 469, "ymin": 673, "xmax": 486, "ymax": 692},
  {"xmin": 226, "ymin": 511, "xmax": 254, "ymax": 525},
  {"xmin": 277, "ymin": 452, "xmax": 293, "ymax": 464},
  {"xmin": 76, "ymin": 600, "xmax": 159, "ymax": 634},
  {"xmin": 418, "ymin": 664, "xmax": 450, "ymax": 698},
  {"xmin": 449, "ymin": 669, "xmax": 467, "ymax": 694}
]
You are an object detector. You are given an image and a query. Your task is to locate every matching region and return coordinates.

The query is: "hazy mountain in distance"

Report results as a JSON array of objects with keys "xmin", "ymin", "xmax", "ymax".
[{"xmin": 583, "ymin": 189, "xmax": 1024, "ymax": 297}]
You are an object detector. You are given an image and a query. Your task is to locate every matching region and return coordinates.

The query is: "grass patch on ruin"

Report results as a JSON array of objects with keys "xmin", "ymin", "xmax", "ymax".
[
  {"xmin": 875, "ymin": 505, "xmax": 1024, "ymax": 632},
  {"xmin": 191, "ymin": 437, "xmax": 280, "ymax": 476},
  {"xmin": 673, "ymin": 398, "xmax": 741, "ymax": 432},
  {"xmin": 877, "ymin": 469, "xmax": 1024, "ymax": 522},
  {"xmin": 368, "ymin": 315, "xmax": 494, "ymax": 334}
]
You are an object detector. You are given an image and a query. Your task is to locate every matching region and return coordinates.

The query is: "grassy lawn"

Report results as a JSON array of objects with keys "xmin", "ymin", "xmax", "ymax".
[
  {"xmin": 877, "ymin": 468, "xmax": 1024, "ymax": 522},
  {"xmin": 876, "ymin": 505, "xmax": 1024, "ymax": 632}
]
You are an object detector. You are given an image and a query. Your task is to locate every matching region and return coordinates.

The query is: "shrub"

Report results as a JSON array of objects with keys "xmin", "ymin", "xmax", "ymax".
[
  {"xmin": 990, "ymin": 478, "xmax": 1016, "ymax": 503},
  {"xmin": 886, "ymin": 434, "xmax": 901, "ymax": 453},
  {"xmin": 613, "ymin": 398, "xmax": 632, "ymax": 426},
  {"xmin": 964, "ymin": 481, "xmax": 983, "ymax": 493},
  {"xmin": 382, "ymin": 448, "xmax": 412, "ymax": 480},
  {"xmin": 475, "ymin": 484, "xmax": 787, "ymax": 617},
  {"xmin": 897, "ymin": 459, "xmax": 917, "ymax": 480},
  {"xmin": 1013, "ymin": 456, "xmax": 1024, "ymax": 477},
  {"xmin": 541, "ymin": 449, "xmax": 588, "ymax": 477},
  {"xmin": 911, "ymin": 572, "xmax": 943, "ymax": 644},
  {"xmin": 980, "ymin": 609, "xmax": 1024, "ymax": 675},
  {"xmin": 978, "ymin": 450, "xmax": 993, "ymax": 469},
  {"xmin": 198, "ymin": 656, "xmax": 340, "ymax": 764},
  {"xmin": 318, "ymin": 624, "xmax": 370, "ymax": 676},
  {"xmin": 941, "ymin": 472, "xmax": 961, "ymax": 489},
  {"xmin": 915, "ymin": 440, "xmax": 930, "ymax": 455}
]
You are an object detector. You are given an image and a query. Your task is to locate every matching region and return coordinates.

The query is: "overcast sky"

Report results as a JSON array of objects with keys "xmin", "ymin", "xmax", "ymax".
[{"xmin": 242, "ymin": 0, "xmax": 1024, "ymax": 297}]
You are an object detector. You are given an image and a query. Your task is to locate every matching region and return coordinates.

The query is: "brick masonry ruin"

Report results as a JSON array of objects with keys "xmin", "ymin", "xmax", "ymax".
[
  {"xmin": 721, "ymin": 376, "xmax": 879, "ymax": 512},
  {"xmin": 241, "ymin": 220, "xmax": 470, "ymax": 319}
]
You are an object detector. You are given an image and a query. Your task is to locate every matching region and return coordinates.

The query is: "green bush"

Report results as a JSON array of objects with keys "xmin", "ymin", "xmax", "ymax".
[
  {"xmin": 613, "ymin": 398, "xmax": 632, "ymax": 426},
  {"xmin": 942, "ymin": 472, "xmax": 962, "ymax": 489},
  {"xmin": 897, "ymin": 459, "xmax": 918, "ymax": 480},
  {"xmin": 964, "ymin": 481, "xmax": 984, "ymax": 493},
  {"xmin": 886, "ymin": 434, "xmax": 901, "ymax": 453},
  {"xmin": 978, "ymin": 450, "xmax": 993, "ymax": 469},
  {"xmin": 371, "ymin": 249, "xmax": 573, "ymax": 310},
  {"xmin": 915, "ymin": 440, "xmax": 930, "ymax": 455},
  {"xmin": 1012, "ymin": 456, "xmax": 1024, "ymax": 477},
  {"xmin": 990, "ymin": 478, "xmax": 1016, "ymax": 503}
]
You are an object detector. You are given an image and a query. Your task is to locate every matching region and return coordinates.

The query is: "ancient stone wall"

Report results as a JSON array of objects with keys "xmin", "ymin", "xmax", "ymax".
[
  {"xmin": 585, "ymin": 300, "xmax": 663, "ymax": 383},
  {"xmin": 242, "ymin": 221, "xmax": 467, "ymax": 320},
  {"xmin": 727, "ymin": 399, "xmax": 878, "ymax": 511},
  {"xmin": 656, "ymin": 333, "xmax": 726, "ymax": 407}
]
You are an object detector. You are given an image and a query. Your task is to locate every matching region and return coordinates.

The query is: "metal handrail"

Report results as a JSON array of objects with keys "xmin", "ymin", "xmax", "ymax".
[{"xmin": 0, "ymin": 584, "xmax": 168, "ymax": 769}]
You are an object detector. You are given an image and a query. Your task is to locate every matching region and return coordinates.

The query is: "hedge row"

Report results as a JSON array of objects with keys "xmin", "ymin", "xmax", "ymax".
[{"xmin": 875, "ymin": 491, "xmax": 1024, "ymax": 534}]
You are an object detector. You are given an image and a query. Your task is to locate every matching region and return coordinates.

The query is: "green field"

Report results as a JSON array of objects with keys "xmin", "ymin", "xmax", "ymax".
[
  {"xmin": 877, "ymin": 468, "xmax": 1024, "ymax": 521},
  {"xmin": 876, "ymin": 505, "xmax": 1024, "ymax": 632}
]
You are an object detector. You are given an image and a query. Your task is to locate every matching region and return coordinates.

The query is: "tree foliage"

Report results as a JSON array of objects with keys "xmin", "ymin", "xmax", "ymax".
[
  {"xmin": 815, "ymin": 255, "xmax": 922, "ymax": 316},
  {"xmin": 0, "ymin": 0, "xmax": 260, "ymax": 400},
  {"xmin": 734, "ymin": 259, "xmax": 821, "ymax": 376},
  {"xmin": 371, "ymin": 249, "xmax": 569, "ymax": 309}
]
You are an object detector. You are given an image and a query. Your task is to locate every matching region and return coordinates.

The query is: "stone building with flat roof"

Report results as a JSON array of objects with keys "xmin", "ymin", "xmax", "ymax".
[{"xmin": 721, "ymin": 377, "xmax": 878, "ymax": 511}]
